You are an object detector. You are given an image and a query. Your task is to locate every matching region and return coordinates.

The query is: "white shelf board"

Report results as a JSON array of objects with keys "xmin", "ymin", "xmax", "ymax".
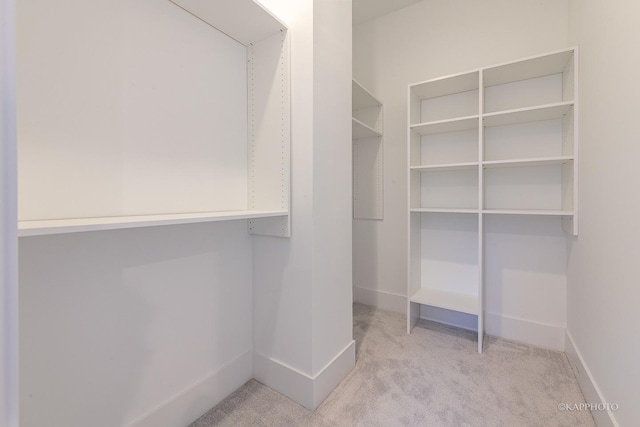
[
  {"xmin": 411, "ymin": 116, "xmax": 479, "ymax": 136},
  {"xmin": 353, "ymin": 80, "xmax": 381, "ymax": 110},
  {"xmin": 353, "ymin": 117, "xmax": 382, "ymax": 139},
  {"xmin": 483, "ymin": 156, "xmax": 573, "ymax": 169},
  {"xmin": 483, "ymin": 48, "xmax": 574, "ymax": 87},
  {"xmin": 411, "ymin": 162, "xmax": 478, "ymax": 172},
  {"xmin": 169, "ymin": 0, "xmax": 286, "ymax": 46},
  {"xmin": 483, "ymin": 102, "xmax": 573, "ymax": 128},
  {"xmin": 411, "ymin": 208, "xmax": 479, "ymax": 214},
  {"xmin": 482, "ymin": 209, "xmax": 573, "ymax": 216},
  {"xmin": 18, "ymin": 210, "xmax": 288, "ymax": 237},
  {"xmin": 410, "ymin": 287, "xmax": 478, "ymax": 315},
  {"xmin": 411, "ymin": 71, "xmax": 480, "ymax": 100}
]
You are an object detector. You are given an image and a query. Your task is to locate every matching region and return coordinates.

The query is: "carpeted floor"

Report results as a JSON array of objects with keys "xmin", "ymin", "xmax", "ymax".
[{"xmin": 191, "ymin": 303, "xmax": 595, "ymax": 426}]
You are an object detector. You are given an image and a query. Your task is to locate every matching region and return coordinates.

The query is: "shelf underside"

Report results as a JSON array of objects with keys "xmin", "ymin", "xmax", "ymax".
[
  {"xmin": 410, "ymin": 102, "xmax": 572, "ymax": 137},
  {"xmin": 352, "ymin": 118, "xmax": 382, "ymax": 139},
  {"xmin": 411, "ymin": 116, "xmax": 478, "ymax": 136},
  {"xmin": 411, "ymin": 72, "xmax": 480, "ymax": 100},
  {"xmin": 411, "ymin": 208, "xmax": 573, "ymax": 216},
  {"xmin": 411, "ymin": 162, "xmax": 478, "ymax": 172},
  {"xmin": 483, "ymin": 49, "xmax": 574, "ymax": 87},
  {"xmin": 412, "ymin": 156, "xmax": 573, "ymax": 172},
  {"xmin": 18, "ymin": 210, "xmax": 288, "ymax": 237},
  {"xmin": 484, "ymin": 102, "xmax": 573, "ymax": 127},
  {"xmin": 410, "ymin": 287, "xmax": 478, "ymax": 315},
  {"xmin": 411, "ymin": 208, "xmax": 478, "ymax": 214},
  {"xmin": 483, "ymin": 156, "xmax": 573, "ymax": 168}
]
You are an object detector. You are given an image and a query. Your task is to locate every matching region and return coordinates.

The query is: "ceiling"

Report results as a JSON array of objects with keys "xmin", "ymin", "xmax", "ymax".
[{"xmin": 353, "ymin": 0, "xmax": 423, "ymax": 25}]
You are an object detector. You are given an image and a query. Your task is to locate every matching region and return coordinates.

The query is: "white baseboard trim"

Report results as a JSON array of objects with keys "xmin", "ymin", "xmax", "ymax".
[
  {"xmin": 353, "ymin": 286, "xmax": 405, "ymax": 314},
  {"xmin": 253, "ymin": 340, "xmax": 355, "ymax": 410},
  {"xmin": 565, "ymin": 331, "xmax": 618, "ymax": 427},
  {"xmin": 126, "ymin": 350, "xmax": 253, "ymax": 427},
  {"xmin": 311, "ymin": 340, "xmax": 356, "ymax": 409},
  {"xmin": 484, "ymin": 312, "xmax": 565, "ymax": 351}
]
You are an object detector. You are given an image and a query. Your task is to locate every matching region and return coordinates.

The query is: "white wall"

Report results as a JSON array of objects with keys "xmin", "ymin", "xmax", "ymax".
[
  {"xmin": 18, "ymin": 0, "xmax": 248, "ymax": 220},
  {"xmin": 1, "ymin": 0, "xmax": 18, "ymax": 425},
  {"xmin": 353, "ymin": 0, "xmax": 571, "ymax": 348},
  {"xmin": 311, "ymin": 0, "xmax": 353, "ymax": 377},
  {"xmin": 17, "ymin": 1, "xmax": 255, "ymax": 426},
  {"xmin": 567, "ymin": 1, "xmax": 640, "ymax": 425},
  {"xmin": 253, "ymin": 0, "xmax": 316, "ymax": 378},
  {"xmin": 253, "ymin": 0, "xmax": 355, "ymax": 410},
  {"xmin": 16, "ymin": 0, "xmax": 354, "ymax": 423},
  {"xmin": 20, "ymin": 224, "xmax": 254, "ymax": 427}
]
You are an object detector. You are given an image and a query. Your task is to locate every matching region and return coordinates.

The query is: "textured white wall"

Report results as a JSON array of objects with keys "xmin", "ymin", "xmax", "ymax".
[
  {"xmin": 567, "ymin": 1, "xmax": 640, "ymax": 425},
  {"xmin": 353, "ymin": 0, "xmax": 571, "ymax": 347}
]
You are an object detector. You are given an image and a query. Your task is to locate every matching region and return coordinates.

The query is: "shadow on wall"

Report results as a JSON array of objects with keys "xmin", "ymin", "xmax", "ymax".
[{"xmin": 19, "ymin": 221, "xmax": 252, "ymax": 427}]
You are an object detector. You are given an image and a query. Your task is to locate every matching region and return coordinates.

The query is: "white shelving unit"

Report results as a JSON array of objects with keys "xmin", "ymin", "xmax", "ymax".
[
  {"xmin": 407, "ymin": 47, "xmax": 578, "ymax": 352},
  {"xmin": 17, "ymin": 0, "xmax": 291, "ymax": 237},
  {"xmin": 352, "ymin": 80, "xmax": 384, "ymax": 220}
]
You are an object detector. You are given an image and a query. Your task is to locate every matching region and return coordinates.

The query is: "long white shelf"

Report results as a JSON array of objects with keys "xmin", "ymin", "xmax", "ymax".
[
  {"xmin": 18, "ymin": 210, "xmax": 288, "ymax": 237},
  {"xmin": 169, "ymin": 0, "xmax": 286, "ymax": 46},
  {"xmin": 482, "ymin": 209, "xmax": 573, "ymax": 216},
  {"xmin": 483, "ymin": 101, "xmax": 573, "ymax": 127},
  {"xmin": 352, "ymin": 117, "xmax": 382, "ymax": 139},
  {"xmin": 411, "ymin": 162, "xmax": 478, "ymax": 172},
  {"xmin": 410, "ymin": 287, "xmax": 478, "ymax": 315},
  {"xmin": 410, "ymin": 71, "xmax": 480, "ymax": 100},
  {"xmin": 483, "ymin": 49, "xmax": 575, "ymax": 87},
  {"xmin": 483, "ymin": 156, "xmax": 573, "ymax": 168},
  {"xmin": 410, "ymin": 115, "xmax": 478, "ymax": 136},
  {"xmin": 410, "ymin": 162, "xmax": 479, "ymax": 172},
  {"xmin": 411, "ymin": 208, "xmax": 479, "ymax": 214}
]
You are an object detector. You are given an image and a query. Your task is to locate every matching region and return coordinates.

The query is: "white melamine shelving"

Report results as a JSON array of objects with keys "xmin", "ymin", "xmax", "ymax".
[
  {"xmin": 352, "ymin": 117, "xmax": 382, "ymax": 139},
  {"xmin": 19, "ymin": 210, "xmax": 288, "ymax": 237},
  {"xmin": 483, "ymin": 209, "xmax": 574, "ymax": 216},
  {"xmin": 411, "ymin": 162, "xmax": 478, "ymax": 172},
  {"xmin": 352, "ymin": 80, "xmax": 384, "ymax": 220},
  {"xmin": 18, "ymin": 0, "xmax": 291, "ymax": 237},
  {"xmin": 409, "ymin": 288, "xmax": 478, "ymax": 315},
  {"xmin": 410, "ymin": 208, "xmax": 479, "ymax": 214},
  {"xmin": 410, "ymin": 116, "xmax": 479, "ymax": 136},
  {"xmin": 407, "ymin": 47, "xmax": 578, "ymax": 353},
  {"xmin": 483, "ymin": 156, "xmax": 573, "ymax": 168},
  {"xmin": 483, "ymin": 101, "xmax": 573, "ymax": 128}
]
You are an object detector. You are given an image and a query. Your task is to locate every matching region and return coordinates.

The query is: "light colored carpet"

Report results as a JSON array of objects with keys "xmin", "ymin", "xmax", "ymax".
[{"xmin": 191, "ymin": 303, "xmax": 595, "ymax": 426}]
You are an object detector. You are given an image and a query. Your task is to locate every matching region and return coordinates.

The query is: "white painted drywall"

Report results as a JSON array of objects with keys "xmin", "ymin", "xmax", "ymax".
[
  {"xmin": 20, "ymin": 223, "xmax": 254, "ymax": 427},
  {"xmin": 567, "ymin": 1, "xmax": 640, "ymax": 425},
  {"xmin": 253, "ymin": 0, "xmax": 354, "ymax": 408},
  {"xmin": 253, "ymin": 0, "xmax": 316, "ymax": 377},
  {"xmin": 311, "ymin": 0, "xmax": 353, "ymax": 376},
  {"xmin": 353, "ymin": 0, "xmax": 571, "ymax": 348},
  {"xmin": 17, "ymin": 1, "xmax": 255, "ymax": 426},
  {"xmin": 1, "ymin": 0, "xmax": 18, "ymax": 425},
  {"xmin": 18, "ymin": 0, "xmax": 248, "ymax": 220}
]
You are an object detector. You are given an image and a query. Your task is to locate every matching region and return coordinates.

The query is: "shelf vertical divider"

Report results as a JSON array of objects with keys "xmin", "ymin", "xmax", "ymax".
[
  {"xmin": 407, "ymin": 84, "xmax": 421, "ymax": 333},
  {"xmin": 477, "ymin": 71, "xmax": 485, "ymax": 353},
  {"xmin": 562, "ymin": 48, "xmax": 579, "ymax": 236},
  {"xmin": 247, "ymin": 29, "xmax": 291, "ymax": 237}
]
